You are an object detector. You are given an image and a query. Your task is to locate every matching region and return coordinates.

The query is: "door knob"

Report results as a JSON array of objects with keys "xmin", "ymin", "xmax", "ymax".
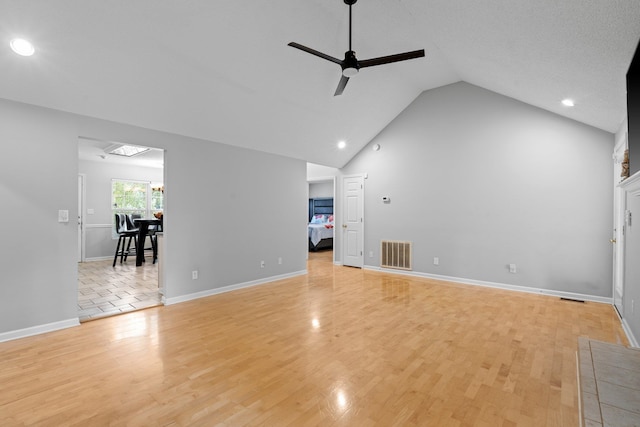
[
  {"xmin": 610, "ymin": 239, "xmax": 617, "ymax": 243},
  {"xmin": 342, "ymin": 224, "xmax": 347, "ymax": 229}
]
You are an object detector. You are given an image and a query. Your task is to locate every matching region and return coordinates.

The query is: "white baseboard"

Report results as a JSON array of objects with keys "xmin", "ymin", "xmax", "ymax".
[
  {"xmin": 0, "ymin": 318, "xmax": 80, "ymax": 343},
  {"xmin": 83, "ymin": 256, "xmax": 113, "ymax": 262},
  {"xmin": 165, "ymin": 270, "xmax": 308, "ymax": 306},
  {"xmin": 363, "ymin": 265, "xmax": 613, "ymax": 304},
  {"xmin": 621, "ymin": 317, "xmax": 639, "ymax": 348}
]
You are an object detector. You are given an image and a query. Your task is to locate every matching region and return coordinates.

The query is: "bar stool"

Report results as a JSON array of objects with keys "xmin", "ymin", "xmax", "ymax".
[
  {"xmin": 129, "ymin": 214, "xmax": 158, "ymax": 263},
  {"xmin": 112, "ymin": 213, "xmax": 138, "ymax": 267}
]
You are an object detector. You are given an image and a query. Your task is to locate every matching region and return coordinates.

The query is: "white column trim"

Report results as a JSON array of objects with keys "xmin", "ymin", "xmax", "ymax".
[{"xmin": 620, "ymin": 170, "xmax": 640, "ymax": 196}]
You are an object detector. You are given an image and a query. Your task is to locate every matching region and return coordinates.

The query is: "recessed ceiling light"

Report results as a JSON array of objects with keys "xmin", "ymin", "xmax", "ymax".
[
  {"xmin": 337, "ymin": 141, "xmax": 346, "ymax": 149},
  {"xmin": 107, "ymin": 144, "xmax": 150, "ymax": 157},
  {"xmin": 561, "ymin": 99, "xmax": 575, "ymax": 107},
  {"xmin": 10, "ymin": 38, "xmax": 35, "ymax": 56}
]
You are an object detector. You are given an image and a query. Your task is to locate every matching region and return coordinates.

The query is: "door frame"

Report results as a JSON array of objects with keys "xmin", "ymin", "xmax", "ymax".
[
  {"xmin": 78, "ymin": 173, "xmax": 86, "ymax": 262},
  {"xmin": 612, "ymin": 131, "xmax": 628, "ymax": 317}
]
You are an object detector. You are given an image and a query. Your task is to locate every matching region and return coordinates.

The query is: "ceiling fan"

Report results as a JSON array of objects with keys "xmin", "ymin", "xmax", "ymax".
[{"xmin": 288, "ymin": 0, "xmax": 425, "ymax": 96}]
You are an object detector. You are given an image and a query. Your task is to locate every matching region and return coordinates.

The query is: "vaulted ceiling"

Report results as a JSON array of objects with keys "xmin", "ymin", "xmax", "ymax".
[{"xmin": 2, "ymin": 1, "xmax": 639, "ymax": 168}]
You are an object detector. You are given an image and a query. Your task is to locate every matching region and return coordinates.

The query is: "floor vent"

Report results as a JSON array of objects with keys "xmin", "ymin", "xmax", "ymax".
[
  {"xmin": 381, "ymin": 240, "xmax": 412, "ymax": 270},
  {"xmin": 560, "ymin": 297, "xmax": 585, "ymax": 303}
]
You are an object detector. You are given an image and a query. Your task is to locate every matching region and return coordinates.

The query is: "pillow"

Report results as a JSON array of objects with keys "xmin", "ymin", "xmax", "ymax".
[
  {"xmin": 310, "ymin": 214, "xmax": 325, "ymax": 224},
  {"xmin": 327, "ymin": 215, "xmax": 334, "ymax": 223}
]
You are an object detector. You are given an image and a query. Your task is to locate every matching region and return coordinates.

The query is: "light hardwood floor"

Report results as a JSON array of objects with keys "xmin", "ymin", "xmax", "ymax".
[{"xmin": 1, "ymin": 251, "xmax": 628, "ymax": 426}]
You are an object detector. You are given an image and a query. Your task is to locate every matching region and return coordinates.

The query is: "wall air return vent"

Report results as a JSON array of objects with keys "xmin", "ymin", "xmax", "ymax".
[{"xmin": 380, "ymin": 240, "xmax": 412, "ymax": 270}]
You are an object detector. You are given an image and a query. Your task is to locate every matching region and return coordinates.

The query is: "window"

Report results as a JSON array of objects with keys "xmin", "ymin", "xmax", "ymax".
[
  {"xmin": 151, "ymin": 186, "xmax": 164, "ymax": 213},
  {"xmin": 112, "ymin": 180, "xmax": 163, "ymax": 236}
]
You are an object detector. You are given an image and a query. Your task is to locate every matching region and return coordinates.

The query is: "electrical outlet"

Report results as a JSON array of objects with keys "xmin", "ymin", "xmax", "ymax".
[
  {"xmin": 509, "ymin": 264, "xmax": 517, "ymax": 273},
  {"xmin": 278, "ymin": 257, "xmax": 282, "ymax": 265},
  {"xmin": 433, "ymin": 257, "xmax": 439, "ymax": 266},
  {"xmin": 192, "ymin": 270, "xmax": 198, "ymax": 280},
  {"xmin": 260, "ymin": 260, "xmax": 265, "ymax": 268},
  {"xmin": 369, "ymin": 251, "xmax": 374, "ymax": 258}
]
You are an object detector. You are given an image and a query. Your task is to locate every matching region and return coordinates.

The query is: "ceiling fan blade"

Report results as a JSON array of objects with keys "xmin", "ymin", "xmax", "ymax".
[
  {"xmin": 359, "ymin": 49, "xmax": 425, "ymax": 68},
  {"xmin": 334, "ymin": 75, "xmax": 349, "ymax": 96},
  {"xmin": 288, "ymin": 42, "xmax": 342, "ymax": 65}
]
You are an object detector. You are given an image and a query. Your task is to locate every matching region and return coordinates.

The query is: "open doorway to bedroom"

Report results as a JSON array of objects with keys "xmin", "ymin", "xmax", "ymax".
[
  {"xmin": 78, "ymin": 137, "xmax": 165, "ymax": 322},
  {"xmin": 308, "ymin": 177, "xmax": 336, "ymax": 263}
]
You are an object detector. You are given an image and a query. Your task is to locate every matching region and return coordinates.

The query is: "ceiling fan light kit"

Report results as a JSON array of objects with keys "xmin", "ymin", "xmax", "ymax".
[
  {"xmin": 288, "ymin": 0, "xmax": 425, "ymax": 96},
  {"xmin": 343, "ymin": 67, "xmax": 358, "ymax": 77}
]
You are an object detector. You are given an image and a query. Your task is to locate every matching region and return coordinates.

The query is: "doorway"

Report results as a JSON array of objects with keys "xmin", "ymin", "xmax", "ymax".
[
  {"xmin": 308, "ymin": 177, "xmax": 336, "ymax": 264},
  {"xmin": 77, "ymin": 137, "xmax": 165, "ymax": 321}
]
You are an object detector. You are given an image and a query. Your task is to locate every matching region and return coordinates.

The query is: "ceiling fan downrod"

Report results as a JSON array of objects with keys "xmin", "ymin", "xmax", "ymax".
[
  {"xmin": 346, "ymin": 0, "xmax": 356, "ymax": 52},
  {"xmin": 343, "ymin": 0, "xmax": 358, "ymax": 77}
]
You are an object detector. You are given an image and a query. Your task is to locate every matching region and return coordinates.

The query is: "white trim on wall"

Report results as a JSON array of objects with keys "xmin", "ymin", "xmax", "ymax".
[
  {"xmin": 364, "ymin": 265, "xmax": 613, "ymax": 304},
  {"xmin": 621, "ymin": 317, "xmax": 640, "ymax": 348},
  {"xmin": 84, "ymin": 256, "xmax": 114, "ymax": 262},
  {"xmin": 620, "ymin": 169, "xmax": 640, "ymax": 195},
  {"xmin": 619, "ymin": 170, "xmax": 640, "ymax": 348},
  {"xmin": 614, "ymin": 117, "xmax": 628, "ymax": 153},
  {"xmin": 78, "ymin": 173, "xmax": 86, "ymax": 262},
  {"xmin": 0, "ymin": 318, "xmax": 80, "ymax": 343},
  {"xmin": 165, "ymin": 270, "xmax": 307, "ymax": 306}
]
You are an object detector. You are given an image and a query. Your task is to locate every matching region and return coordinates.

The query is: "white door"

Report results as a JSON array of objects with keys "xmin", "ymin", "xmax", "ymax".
[
  {"xmin": 342, "ymin": 175, "xmax": 364, "ymax": 268},
  {"xmin": 612, "ymin": 137, "xmax": 627, "ymax": 317}
]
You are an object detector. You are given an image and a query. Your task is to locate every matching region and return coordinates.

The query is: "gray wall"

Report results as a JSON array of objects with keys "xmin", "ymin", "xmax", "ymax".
[
  {"xmin": 309, "ymin": 182, "xmax": 333, "ymax": 199},
  {"xmin": 341, "ymin": 82, "xmax": 614, "ymax": 298},
  {"xmin": 79, "ymin": 158, "xmax": 163, "ymax": 259},
  {"xmin": 0, "ymin": 98, "xmax": 308, "ymax": 335},
  {"xmin": 161, "ymin": 138, "xmax": 307, "ymax": 297},
  {"xmin": 307, "ymin": 163, "xmax": 339, "ymax": 180},
  {"xmin": 0, "ymin": 99, "xmax": 79, "ymax": 332},
  {"xmin": 76, "ymin": 117, "xmax": 308, "ymax": 301}
]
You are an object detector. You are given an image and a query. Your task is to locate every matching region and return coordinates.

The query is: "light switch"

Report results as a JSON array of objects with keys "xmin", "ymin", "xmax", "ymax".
[{"xmin": 58, "ymin": 210, "xmax": 69, "ymax": 223}]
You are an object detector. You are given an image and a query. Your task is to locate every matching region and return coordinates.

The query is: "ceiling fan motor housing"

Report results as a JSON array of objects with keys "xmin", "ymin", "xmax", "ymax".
[{"xmin": 342, "ymin": 51, "xmax": 359, "ymax": 76}]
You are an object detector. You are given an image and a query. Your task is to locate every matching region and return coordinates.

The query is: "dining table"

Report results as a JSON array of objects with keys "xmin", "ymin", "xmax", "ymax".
[{"xmin": 133, "ymin": 218, "xmax": 162, "ymax": 266}]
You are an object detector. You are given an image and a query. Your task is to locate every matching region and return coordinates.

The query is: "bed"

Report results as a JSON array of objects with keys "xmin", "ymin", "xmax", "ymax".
[{"xmin": 308, "ymin": 198, "xmax": 334, "ymax": 251}]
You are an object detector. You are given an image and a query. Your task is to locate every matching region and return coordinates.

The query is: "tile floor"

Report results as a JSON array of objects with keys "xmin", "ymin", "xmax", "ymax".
[
  {"xmin": 78, "ymin": 257, "xmax": 162, "ymax": 322},
  {"xmin": 578, "ymin": 337, "xmax": 640, "ymax": 426}
]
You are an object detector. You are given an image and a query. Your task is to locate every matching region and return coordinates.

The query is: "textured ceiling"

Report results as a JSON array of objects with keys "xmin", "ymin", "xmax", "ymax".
[{"xmin": 2, "ymin": 0, "xmax": 639, "ymax": 168}]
